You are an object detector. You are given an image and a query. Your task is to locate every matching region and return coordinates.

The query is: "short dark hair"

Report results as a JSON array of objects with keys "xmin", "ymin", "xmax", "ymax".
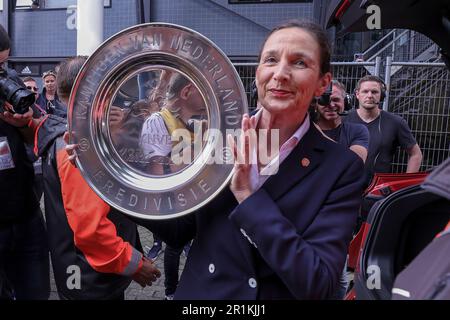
[
  {"xmin": 167, "ymin": 73, "xmax": 190, "ymax": 100},
  {"xmin": 22, "ymin": 76, "xmax": 36, "ymax": 83},
  {"xmin": 0, "ymin": 24, "xmax": 11, "ymax": 52},
  {"xmin": 56, "ymin": 56, "xmax": 88, "ymax": 101},
  {"xmin": 257, "ymin": 20, "xmax": 331, "ymax": 76},
  {"xmin": 356, "ymin": 75, "xmax": 386, "ymax": 92}
]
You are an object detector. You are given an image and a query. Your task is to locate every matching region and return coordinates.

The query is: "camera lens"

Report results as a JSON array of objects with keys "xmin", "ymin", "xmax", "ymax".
[{"xmin": 0, "ymin": 76, "xmax": 36, "ymax": 114}]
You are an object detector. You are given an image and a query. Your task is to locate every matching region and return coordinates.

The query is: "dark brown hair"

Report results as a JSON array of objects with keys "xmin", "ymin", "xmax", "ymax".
[
  {"xmin": 258, "ymin": 20, "xmax": 331, "ymax": 76},
  {"xmin": 56, "ymin": 56, "xmax": 87, "ymax": 101}
]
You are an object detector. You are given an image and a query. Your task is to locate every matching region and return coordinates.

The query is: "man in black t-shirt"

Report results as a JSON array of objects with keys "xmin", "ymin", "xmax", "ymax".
[{"xmin": 343, "ymin": 75, "xmax": 422, "ymax": 185}]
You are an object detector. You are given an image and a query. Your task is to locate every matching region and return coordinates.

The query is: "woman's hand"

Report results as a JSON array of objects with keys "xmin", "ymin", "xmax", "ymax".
[
  {"xmin": 228, "ymin": 113, "xmax": 258, "ymax": 204},
  {"xmin": 63, "ymin": 131, "xmax": 78, "ymax": 167}
]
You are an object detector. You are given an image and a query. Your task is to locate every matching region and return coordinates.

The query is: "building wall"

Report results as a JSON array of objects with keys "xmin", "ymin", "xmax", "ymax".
[
  {"xmin": 150, "ymin": 0, "xmax": 314, "ymax": 57},
  {"xmin": 3, "ymin": 0, "xmax": 317, "ymax": 60},
  {"xmin": 9, "ymin": 0, "xmax": 138, "ymax": 57},
  {"xmin": 0, "ymin": 0, "xmax": 318, "ymax": 94}
]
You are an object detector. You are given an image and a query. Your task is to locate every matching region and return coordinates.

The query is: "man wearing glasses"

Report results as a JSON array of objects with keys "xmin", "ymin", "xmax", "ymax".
[
  {"xmin": 23, "ymin": 77, "xmax": 45, "ymax": 117},
  {"xmin": 22, "ymin": 77, "xmax": 45, "ymax": 201},
  {"xmin": 22, "ymin": 77, "xmax": 39, "ymax": 99}
]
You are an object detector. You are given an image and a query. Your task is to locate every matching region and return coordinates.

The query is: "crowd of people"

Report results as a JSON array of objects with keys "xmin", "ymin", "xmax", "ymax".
[{"xmin": 0, "ymin": 18, "xmax": 423, "ymax": 300}]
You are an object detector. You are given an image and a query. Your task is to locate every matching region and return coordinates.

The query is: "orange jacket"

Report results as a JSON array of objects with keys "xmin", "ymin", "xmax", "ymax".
[{"xmin": 57, "ymin": 149, "xmax": 143, "ymax": 276}]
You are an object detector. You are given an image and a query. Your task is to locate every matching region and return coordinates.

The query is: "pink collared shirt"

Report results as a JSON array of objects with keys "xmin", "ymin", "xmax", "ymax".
[{"xmin": 249, "ymin": 110, "xmax": 311, "ymax": 191}]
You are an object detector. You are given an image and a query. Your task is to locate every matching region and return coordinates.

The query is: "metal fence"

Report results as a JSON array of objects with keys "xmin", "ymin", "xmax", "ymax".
[
  {"xmin": 233, "ymin": 58, "xmax": 450, "ymax": 172},
  {"xmin": 234, "ymin": 62, "xmax": 259, "ymax": 110}
]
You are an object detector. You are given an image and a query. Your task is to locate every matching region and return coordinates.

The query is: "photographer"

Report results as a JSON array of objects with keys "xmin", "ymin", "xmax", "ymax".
[
  {"xmin": 314, "ymin": 80, "xmax": 369, "ymax": 162},
  {"xmin": 0, "ymin": 24, "xmax": 49, "ymax": 300}
]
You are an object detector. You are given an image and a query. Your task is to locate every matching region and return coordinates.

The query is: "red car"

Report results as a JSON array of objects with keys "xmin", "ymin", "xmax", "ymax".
[{"xmin": 346, "ymin": 171, "xmax": 429, "ymax": 299}]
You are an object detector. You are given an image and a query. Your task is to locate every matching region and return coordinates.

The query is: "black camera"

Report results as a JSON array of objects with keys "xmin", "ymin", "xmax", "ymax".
[{"xmin": 0, "ymin": 67, "xmax": 36, "ymax": 114}]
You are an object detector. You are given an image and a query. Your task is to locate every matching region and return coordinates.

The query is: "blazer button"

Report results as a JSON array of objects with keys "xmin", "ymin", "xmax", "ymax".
[
  {"xmin": 209, "ymin": 263, "xmax": 215, "ymax": 274},
  {"xmin": 248, "ymin": 277, "xmax": 257, "ymax": 288}
]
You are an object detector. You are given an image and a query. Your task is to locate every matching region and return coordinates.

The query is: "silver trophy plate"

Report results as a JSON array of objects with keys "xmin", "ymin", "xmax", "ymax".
[{"xmin": 69, "ymin": 23, "xmax": 248, "ymax": 220}]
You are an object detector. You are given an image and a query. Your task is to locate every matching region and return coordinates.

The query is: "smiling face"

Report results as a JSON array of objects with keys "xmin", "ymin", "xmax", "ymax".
[
  {"xmin": 317, "ymin": 85, "xmax": 345, "ymax": 121},
  {"xmin": 256, "ymin": 27, "xmax": 330, "ymax": 122}
]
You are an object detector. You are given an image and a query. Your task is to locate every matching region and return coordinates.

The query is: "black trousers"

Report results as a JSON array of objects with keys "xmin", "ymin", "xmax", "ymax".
[
  {"xmin": 163, "ymin": 244, "xmax": 184, "ymax": 296},
  {"xmin": 0, "ymin": 210, "xmax": 50, "ymax": 300}
]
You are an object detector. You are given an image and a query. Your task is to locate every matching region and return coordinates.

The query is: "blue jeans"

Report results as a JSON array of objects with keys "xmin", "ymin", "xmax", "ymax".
[{"xmin": 0, "ymin": 210, "xmax": 50, "ymax": 300}]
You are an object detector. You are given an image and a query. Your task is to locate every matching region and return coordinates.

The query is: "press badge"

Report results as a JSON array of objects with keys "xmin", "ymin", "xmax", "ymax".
[{"xmin": 0, "ymin": 136, "xmax": 15, "ymax": 170}]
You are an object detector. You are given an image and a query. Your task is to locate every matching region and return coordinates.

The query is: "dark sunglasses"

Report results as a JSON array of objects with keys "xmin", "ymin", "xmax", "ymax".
[{"xmin": 27, "ymin": 86, "xmax": 38, "ymax": 92}]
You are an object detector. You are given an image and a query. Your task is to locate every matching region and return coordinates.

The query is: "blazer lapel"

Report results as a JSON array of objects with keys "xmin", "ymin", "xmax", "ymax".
[
  {"xmin": 262, "ymin": 124, "xmax": 328, "ymax": 200},
  {"xmin": 224, "ymin": 125, "xmax": 330, "ymax": 271}
]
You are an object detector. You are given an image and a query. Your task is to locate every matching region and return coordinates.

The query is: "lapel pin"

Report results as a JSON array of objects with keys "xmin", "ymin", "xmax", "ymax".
[{"xmin": 301, "ymin": 157, "xmax": 310, "ymax": 167}]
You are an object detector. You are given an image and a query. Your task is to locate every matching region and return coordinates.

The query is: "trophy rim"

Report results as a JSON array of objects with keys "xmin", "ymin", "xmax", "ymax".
[{"xmin": 68, "ymin": 23, "xmax": 248, "ymax": 220}]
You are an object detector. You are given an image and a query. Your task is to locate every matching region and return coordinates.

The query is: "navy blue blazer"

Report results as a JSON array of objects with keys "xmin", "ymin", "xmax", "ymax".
[{"xmin": 142, "ymin": 124, "xmax": 365, "ymax": 300}]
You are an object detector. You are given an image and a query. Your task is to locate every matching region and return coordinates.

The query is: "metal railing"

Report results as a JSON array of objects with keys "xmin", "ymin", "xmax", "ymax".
[
  {"xmin": 363, "ymin": 29, "xmax": 438, "ymax": 63},
  {"xmin": 361, "ymin": 30, "xmax": 396, "ymax": 60},
  {"xmin": 365, "ymin": 30, "xmax": 410, "ymax": 62}
]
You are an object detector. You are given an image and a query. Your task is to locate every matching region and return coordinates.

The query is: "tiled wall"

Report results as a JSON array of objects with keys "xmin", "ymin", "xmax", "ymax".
[
  {"xmin": 9, "ymin": 0, "xmax": 137, "ymax": 57},
  {"xmin": 5, "ymin": 0, "xmax": 315, "ymax": 59},
  {"xmin": 152, "ymin": 0, "xmax": 314, "ymax": 57}
]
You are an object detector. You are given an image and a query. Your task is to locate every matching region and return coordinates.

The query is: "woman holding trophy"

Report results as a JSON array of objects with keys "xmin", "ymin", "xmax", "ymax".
[
  {"xmin": 136, "ymin": 20, "xmax": 366, "ymax": 299},
  {"xmin": 66, "ymin": 20, "xmax": 365, "ymax": 300}
]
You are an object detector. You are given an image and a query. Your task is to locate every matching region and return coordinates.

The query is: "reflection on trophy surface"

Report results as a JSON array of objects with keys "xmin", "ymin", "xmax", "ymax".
[
  {"xmin": 110, "ymin": 70, "xmax": 208, "ymax": 176},
  {"xmin": 69, "ymin": 23, "xmax": 248, "ymax": 220}
]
